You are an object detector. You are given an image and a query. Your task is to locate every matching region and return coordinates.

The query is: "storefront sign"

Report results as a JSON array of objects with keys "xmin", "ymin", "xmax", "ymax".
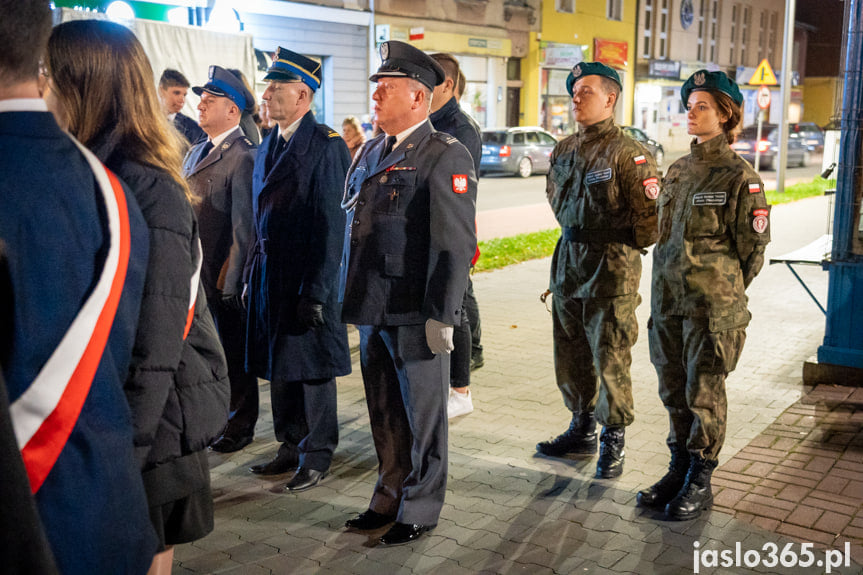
[
  {"xmin": 648, "ymin": 59, "xmax": 680, "ymax": 79},
  {"xmin": 541, "ymin": 42, "xmax": 586, "ymax": 67},
  {"xmin": 468, "ymin": 38, "xmax": 487, "ymax": 48},
  {"xmin": 680, "ymin": 62, "xmax": 719, "ymax": 80},
  {"xmin": 594, "ymin": 38, "xmax": 628, "ymax": 69}
]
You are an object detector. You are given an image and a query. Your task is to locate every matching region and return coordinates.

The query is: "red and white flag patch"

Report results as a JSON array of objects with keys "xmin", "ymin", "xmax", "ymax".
[
  {"xmin": 634, "ymin": 155, "xmax": 646, "ymax": 165},
  {"xmin": 748, "ymin": 182, "xmax": 762, "ymax": 194},
  {"xmin": 752, "ymin": 208, "xmax": 769, "ymax": 233},
  {"xmin": 643, "ymin": 177, "xmax": 660, "ymax": 200},
  {"xmin": 452, "ymin": 174, "xmax": 468, "ymax": 194}
]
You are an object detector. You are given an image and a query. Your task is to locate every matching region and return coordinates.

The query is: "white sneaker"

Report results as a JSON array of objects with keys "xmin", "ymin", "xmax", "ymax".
[{"xmin": 447, "ymin": 389, "xmax": 474, "ymax": 419}]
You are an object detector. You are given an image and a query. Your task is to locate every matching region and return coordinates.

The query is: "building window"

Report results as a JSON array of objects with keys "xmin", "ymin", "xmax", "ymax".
[
  {"xmin": 556, "ymin": 0, "xmax": 574, "ymax": 13},
  {"xmin": 740, "ymin": 6, "xmax": 750, "ymax": 66},
  {"xmin": 658, "ymin": 0, "xmax": 669, "ymax": 58},
  {"xmin": 768, "ymin": 11, "xmax": 778, "ymax": 63},
  {"xmin": 642, "ymin": 0, "xmax": 653, "ymax": 58},
  {"xmin": 607, "ymin": 0, "xmax": 622, "ymax": 21},
  {"xmin": 729, "ymin": 3, "xmax": 738, "ymax": 64},
  {"xmin": 757, "ymin": 10, "xmax": 766, "ymax": 61},
  {"xmin": 709, "ymin": 0, "xmax": 719, "ymax": 62},
  {"xmin": 697, "ymin": 0, "xmax": 705, "ymax": 61}
]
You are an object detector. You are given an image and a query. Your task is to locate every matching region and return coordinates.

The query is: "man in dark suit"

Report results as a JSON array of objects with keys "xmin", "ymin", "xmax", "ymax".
[
  {"xmin": 429, "ymin": 52, "xmax": 484, "ymax": 419},
  {"xmin": 340, "ymin": 41, "xmax": 477, "ymax": 545},
  {"xmin": 159, "ymin": 68, "xmax": 205, "ymax": 147},
  {"xmin": 1, "ymin": 1, "xmax": 156, "ymax": 570},
  {"xmin": 183, "ymin": 65, "xmax": 257, "ymax": 453},
  {"xmin": 244, "ymin": 47, "xmax": 351, "ymax": 492}
]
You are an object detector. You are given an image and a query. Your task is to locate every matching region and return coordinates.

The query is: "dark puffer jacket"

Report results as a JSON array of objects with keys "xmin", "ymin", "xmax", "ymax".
[{"xmin": 93, "ymin": 135, "xmax": 229, "ymax": 501}]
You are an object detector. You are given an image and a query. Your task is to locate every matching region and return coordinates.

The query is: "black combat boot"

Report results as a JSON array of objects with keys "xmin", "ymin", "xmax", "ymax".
[
  {"xmin": 665, "ymin": 455, "xmax": 718, "ymax": 520},
  {"xmin": 595, "ymin": 426, "xmax": 625, "ymax": 478},
  {"xmin": 636, "ymin": 444, "xmax": 690, "ymax": 508},
  {"xmin": 536, "ymin": 412, "xmax": 597, "ymax": 457}
]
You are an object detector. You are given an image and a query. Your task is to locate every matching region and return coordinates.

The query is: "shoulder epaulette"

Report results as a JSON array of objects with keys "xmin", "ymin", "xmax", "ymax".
[
  {"xmin": 317, "ymin": 124, "xmax": 342, "ymax": 139},
  {"xmin": 430, "ymin": 132, "xmax": 458, "ymax": 145}
]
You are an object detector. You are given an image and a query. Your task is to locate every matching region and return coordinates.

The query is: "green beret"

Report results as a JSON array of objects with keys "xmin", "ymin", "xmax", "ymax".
[
  {"xmin": 565, "ymin": 62, "xmax": 622, "ymax": 96},
  {"xmin": 680, "ymin": 69, "xmax": 743, "ymax": 107}
]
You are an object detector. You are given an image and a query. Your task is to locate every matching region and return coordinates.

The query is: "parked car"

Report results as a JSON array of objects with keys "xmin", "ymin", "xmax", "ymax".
[
  {"xmin": 622, "ymin": 126, "xmax": 665, "ymax": 167},
  {"xmin": 791, "ymin": 122, "xmax": 825, "ymax": 152},
  {"xmin": 480, "ymin": 127, "xmax": 557, "ymax": 178},
  {"xmin": 731, "ymin": 124, "xmax": 808, "ymax": 170}
]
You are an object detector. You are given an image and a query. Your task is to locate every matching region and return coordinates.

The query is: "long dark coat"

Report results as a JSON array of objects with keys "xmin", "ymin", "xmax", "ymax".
[{"xmin": 245, "ymin": 111, "xmax": 352, "ymax": 382}]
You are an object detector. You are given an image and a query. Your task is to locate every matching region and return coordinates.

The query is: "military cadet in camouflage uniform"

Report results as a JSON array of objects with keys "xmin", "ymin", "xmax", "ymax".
[
  {"xmin": 536, "ymin": 62, "xmax": 660, "ymax": 479},
  {"xmin": 638, "ymin": 70, "xmax": 771, "ymax": 520}
]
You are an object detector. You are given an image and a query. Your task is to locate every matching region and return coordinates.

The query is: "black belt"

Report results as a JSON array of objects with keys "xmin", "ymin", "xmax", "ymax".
[{"xmin": 562, "ymin": 227, "xmax": 634, "ymax": 245}]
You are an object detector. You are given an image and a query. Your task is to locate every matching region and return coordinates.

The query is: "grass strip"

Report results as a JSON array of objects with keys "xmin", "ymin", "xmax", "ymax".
[
  {"xmin": 765, "ymin": 177, "xmax": 832, "ymax": 204},
  {"xmin": 475, "ymin": 177, "xmax": 830, "ymax": 273}
]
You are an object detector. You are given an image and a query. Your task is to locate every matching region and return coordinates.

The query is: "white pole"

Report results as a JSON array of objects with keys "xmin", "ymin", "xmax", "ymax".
[{"xmin": 777, "ymin": 0, "xmax": 797, "ymax": 192}]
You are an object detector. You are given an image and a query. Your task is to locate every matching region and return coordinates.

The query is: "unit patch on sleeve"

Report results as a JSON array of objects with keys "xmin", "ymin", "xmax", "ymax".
[
  {"xmin": 752, "ymin": 208, "xmax": 769, "ymax": 233},
  {"xmin": 748, "ymin": 182, "xmax": 763, "ymax": 194},
  {"xmin": 692, "ymin": 191, "xmax": 727, "ymax": 206},
  {"xmin": 634, "ymin": 155, "xmax": 646, "ymax": 165},
  {"xmin": 452, "ymin": 174, "xmax": 468, "ymax": 194},
  {"xmin": 584, "ymin": 168, "xmax": 613, "ymax": 185},
  {"xmin": 643, "ymin": 177, "xmax": 660, "ymax": 200}
]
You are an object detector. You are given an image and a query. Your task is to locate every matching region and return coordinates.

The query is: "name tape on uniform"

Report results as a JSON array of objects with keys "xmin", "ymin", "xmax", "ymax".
[
  {"xmin": 692, "ymin": 192, "xmax": 727, "ymax": 206},
  {"xmin": 585, "ymin": 168, "xmax": 612, "ymax": 185}
]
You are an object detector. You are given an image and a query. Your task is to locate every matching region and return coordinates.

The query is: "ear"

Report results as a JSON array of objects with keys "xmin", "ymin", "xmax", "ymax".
[
  {"xmin": 606, "ymin": 91, "xmax": 617, "ymax": 109},
  {"xmin": 411, "ymin": 88, "xmax": 426, "ymax": 110},
  {"xmin": 445, "ymin": 77, "xmax": 455, "ymax": 93}
]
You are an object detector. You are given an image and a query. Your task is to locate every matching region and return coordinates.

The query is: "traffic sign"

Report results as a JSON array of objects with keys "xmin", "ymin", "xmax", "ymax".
[
  {"xmin": 757, "ymin": 85, "xmax": 771, "ymax": 109},
  {"xmin": 749, "ymin": 59, "xmax": 778, "ymax": 85}
]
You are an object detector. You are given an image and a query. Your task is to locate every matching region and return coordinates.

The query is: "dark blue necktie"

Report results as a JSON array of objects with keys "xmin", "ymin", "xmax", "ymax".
[
  {"xmin": 196, "ymin": 140, "xmax": 214, "ymax": 167},
  {"xmin": 382, "ymin": 135, "xmax": 396, "ymax": 158}
]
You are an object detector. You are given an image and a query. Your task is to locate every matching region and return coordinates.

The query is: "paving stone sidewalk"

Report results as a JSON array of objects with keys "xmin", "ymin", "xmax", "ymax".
[{"xmin": 175, "ymin": 244, "xmax": 861, "ymax": 574}]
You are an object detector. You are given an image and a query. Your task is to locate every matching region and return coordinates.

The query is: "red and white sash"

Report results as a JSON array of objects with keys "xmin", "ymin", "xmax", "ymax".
[
  {"xmin": 183, "ymin": 238, "xmax": 202, "ymax": 340},
  {"xmin": 10, "ymin": 137, "xmax": 131, "ymax": 493}
]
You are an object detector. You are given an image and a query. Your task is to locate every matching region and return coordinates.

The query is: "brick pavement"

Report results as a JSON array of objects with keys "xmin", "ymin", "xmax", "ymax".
[{"xmin": 175, "ymin": 220, "xmax": 861, "ymax": 574}]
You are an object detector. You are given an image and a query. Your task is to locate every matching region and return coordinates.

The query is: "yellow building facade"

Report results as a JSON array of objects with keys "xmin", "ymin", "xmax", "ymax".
[{"xmin": 523, "ymin": 0, "xmax": 639, "ymax": 135}]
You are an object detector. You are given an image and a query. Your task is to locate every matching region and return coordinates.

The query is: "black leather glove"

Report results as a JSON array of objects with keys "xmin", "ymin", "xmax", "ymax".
[
  {"xmin": 222, "ymin": 292, "xmax": 244, "ymax": 311},
  {"xmin": 297, "ymin": 296, "xmax": 324, "ymax": 329}
]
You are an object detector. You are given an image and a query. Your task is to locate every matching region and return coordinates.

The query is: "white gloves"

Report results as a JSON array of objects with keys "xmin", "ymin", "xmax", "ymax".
[{"xmin": 425, "ymin": 318, "xmax": 454, "ymax": 355}]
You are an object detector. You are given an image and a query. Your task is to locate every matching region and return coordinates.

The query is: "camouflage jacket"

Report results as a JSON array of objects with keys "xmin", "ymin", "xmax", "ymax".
[
  {"xmin": 547, "ymin": 117, "xmax": 660, "ymax": 298},
  {"xmin": 651, "ymin": 134, "xmax": 771, "ymax": 325}
]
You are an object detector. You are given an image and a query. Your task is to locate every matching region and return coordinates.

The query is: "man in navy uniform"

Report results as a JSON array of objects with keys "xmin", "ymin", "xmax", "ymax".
[
  {"xmin": 183, "ymin": 66, "xmax": 257, "ymax": 453},
  {"xmin": 340, "ymin": 40, "xmax": 477, "ymax": 545},
  {"xmin": 429, "ymin": 52, "xmax": 484, "ymax": 419},
  {"xmin": 245, "ymin": 48, "xmax": 351, "ymax": 492},
  {"xmin": 159, "ymin": 68, "xmax": 205, "ymax": 146},
  {"xmin": 0, "ymin": 0, "xmax": 156, "ymax": 571}
]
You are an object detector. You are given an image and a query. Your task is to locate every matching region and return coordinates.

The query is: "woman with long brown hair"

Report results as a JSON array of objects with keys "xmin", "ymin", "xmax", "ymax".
[
  {"xmin": 44, "ymin": 19, "xmax": 229, "ymax": 573},
  {"xmin": 639, "ymin": 70, "xmax": 771, "ymax": 520}
]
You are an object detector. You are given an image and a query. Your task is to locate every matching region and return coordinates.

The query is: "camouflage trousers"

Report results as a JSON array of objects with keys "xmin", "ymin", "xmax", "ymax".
[
  {"xmin": 648, "ymin": 314, "xmax": 747, "ymax": 462},
  {"xmin": 552, "ymin": 293, "xmax": 640, "ymax": 427}
]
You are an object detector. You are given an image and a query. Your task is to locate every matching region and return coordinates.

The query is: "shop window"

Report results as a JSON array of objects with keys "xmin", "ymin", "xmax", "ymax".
[
  {"xmin": 540, "ymin": 68, "xmax": 575, "ymax": 137},
  {"xmin": 556, "ymin": 0, "xmax": 574, "ymax": 14}
]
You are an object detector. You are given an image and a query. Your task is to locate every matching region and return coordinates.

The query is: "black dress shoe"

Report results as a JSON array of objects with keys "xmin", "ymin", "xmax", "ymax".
[
  {"xmin": 209, "ymin": 434, "xmax": 253, "ymax": 453},
  {"xmin": 379, "ymin": 522, "xmax": 436, "ymax": 545},
  {"xmin": 285, "ymin": 467, "xmax": 326, "ymax": 492},
  {"xmin": 345, "ymin": 509, "xmax": 396, "ymax": 531},
  {"xmin": 249, "ymin": 448, "xmax": 298, "ymax": 475}
]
